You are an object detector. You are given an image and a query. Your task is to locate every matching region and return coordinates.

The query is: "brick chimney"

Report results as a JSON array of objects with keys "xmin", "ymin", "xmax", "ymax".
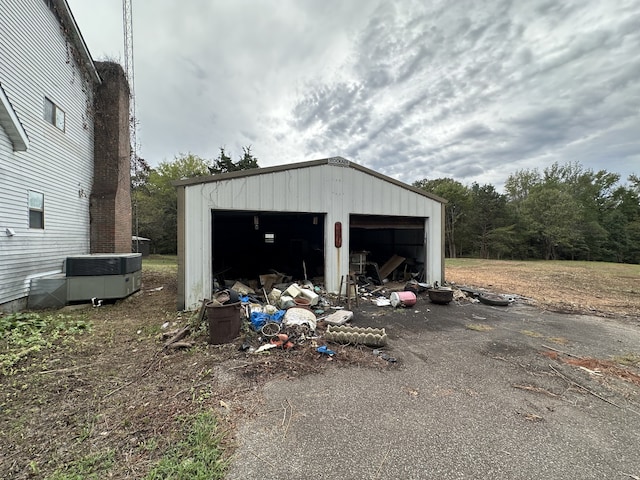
[{"xmin": 90, "ymin": 62, "xmax": 132, "ymax": 253}]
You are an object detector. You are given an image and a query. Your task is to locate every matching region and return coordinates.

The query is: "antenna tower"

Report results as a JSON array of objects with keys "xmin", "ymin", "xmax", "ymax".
[{"xmin": 122, "ymin": 0, "xmax": 140, "ymax": 250}]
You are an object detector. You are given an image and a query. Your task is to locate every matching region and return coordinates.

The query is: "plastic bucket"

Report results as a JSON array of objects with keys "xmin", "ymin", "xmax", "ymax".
[
  {"xmin": 206, "ymin": 301, "xmax": 241, "ymax": 344},
  {"xmin": 390, "ymin": 291, "xmax": 417, "ymax": 308}
]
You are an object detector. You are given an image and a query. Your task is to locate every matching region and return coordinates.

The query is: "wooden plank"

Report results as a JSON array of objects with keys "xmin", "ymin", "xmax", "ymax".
[{"xmin": 378, "ymin": 254, "xmax": 406, "ymax": 280}]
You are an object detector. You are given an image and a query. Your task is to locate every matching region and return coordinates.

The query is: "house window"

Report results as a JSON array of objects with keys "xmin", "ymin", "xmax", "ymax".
[
  {"xmin": 28, "ymin": 191, "xmax": 44, "ymax": 229},
  {"xmin": 264, "ymin": 233, "xmax": 275, "ymax": 244},
  {"xmin": 44, "ymin": 97, "xmax": 65, "ymax": 131}
]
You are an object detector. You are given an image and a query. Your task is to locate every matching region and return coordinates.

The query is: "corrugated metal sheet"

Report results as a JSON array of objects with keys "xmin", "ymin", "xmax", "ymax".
[
  {"xmin": 0, "ymin": 0, "xmax": 95, "ymax": 307},
  {"xmin": 179, "ymin": 160, "xmax": 444, "ymax": 310}
]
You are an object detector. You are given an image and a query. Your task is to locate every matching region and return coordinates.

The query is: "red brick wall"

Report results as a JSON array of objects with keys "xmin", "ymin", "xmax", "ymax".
[{"xmin": 90, "ymin": 62, "xmax": 132, "ymax": 253}]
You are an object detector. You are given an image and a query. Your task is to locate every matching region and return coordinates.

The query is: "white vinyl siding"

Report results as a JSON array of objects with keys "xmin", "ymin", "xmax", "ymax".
[{"xmin": 0, "ymin": 0, "xmax": 95, "ymax": 307}]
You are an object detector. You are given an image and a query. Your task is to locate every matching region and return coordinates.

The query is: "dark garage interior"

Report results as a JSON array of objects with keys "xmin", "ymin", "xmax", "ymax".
[
  {"xmin": 211, "ymin": 210, "xmax": 325, "ymax": 283},
  {"xmin": 211, "ymin": 211, "xmax": 427, "ymax": 286}
]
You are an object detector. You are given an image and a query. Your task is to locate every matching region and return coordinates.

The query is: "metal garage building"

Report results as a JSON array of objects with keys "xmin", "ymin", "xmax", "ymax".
[{"xmin": 174, "ymin": 157, "xmax": 446, "ymax": 311}]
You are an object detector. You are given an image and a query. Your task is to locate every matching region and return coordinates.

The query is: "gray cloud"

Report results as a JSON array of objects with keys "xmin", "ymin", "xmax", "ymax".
[{"xmin": 67, "ymin": 0, "xmax": 640, "ymax": 188}]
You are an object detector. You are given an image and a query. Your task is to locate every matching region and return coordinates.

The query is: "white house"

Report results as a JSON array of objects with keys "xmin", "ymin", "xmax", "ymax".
[
  {"xmin": 0, "ymin": 0, "xmax": 131, "ymax": 311},
  {"xmin": 174, "ymin": 158, "xmax": 446, "ymax": 311}
]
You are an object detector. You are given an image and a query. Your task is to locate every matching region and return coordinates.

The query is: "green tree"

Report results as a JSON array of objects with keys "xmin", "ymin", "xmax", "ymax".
[
  {"xmin": 520, "ymin": 186, "xmax": 583, "ymax": 260},
  {"xmin": 136, "ymin": 153, "xmax": 211, "ymax": 253},
  {"xmin": 208, "ymin": 146, "xmax": 259, "ymax": 174},
  {"xmin": 413, "ymin": 178, "xmax": 471, "ymax": 258},
  {"xmin": 468, "ymin": 183, "xmax": 510, "ymax": 259},
  {"xmin": 134, "ymin": 148, "xmax": 260, "ymax": 253}
]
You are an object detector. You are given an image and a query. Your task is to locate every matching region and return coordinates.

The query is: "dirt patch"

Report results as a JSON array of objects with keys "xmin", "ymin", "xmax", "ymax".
[
  {"xmin": 0, "ymin": 267, "xmax": 389, "ymax": 480},
  {"xmin": 445, "ymin": 259, "xmax": 640, "ymax": 318}
]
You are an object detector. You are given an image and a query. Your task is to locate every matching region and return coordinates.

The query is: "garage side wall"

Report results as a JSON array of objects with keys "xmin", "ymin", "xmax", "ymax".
[{"xmin": 179, "ymin": 163, "xmax": 443, "ymax": 310}]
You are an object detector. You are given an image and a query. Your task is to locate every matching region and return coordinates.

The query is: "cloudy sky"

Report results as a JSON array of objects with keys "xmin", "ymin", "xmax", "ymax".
[{"xmin": 67, "ymin": 0, "xmax": 639, "ymax": 190}]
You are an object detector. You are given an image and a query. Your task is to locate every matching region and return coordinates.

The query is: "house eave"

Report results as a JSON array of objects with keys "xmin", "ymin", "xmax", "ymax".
[
  {"xmin": 51, "ymin": 0, "xmax": 101, "ymax": 85},
  {"xmin": 0, "ymin": 84, "xmax": 29, "ymax": 151}
]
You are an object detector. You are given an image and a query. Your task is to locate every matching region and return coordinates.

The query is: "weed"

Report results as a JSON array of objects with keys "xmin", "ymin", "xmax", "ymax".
[
  {"xmin": 0, "ymin": 312, "xmax": 91, "ymax": 375},
  {"xmin": 521, "ymin": 330, "xmax": 543, "ymax": 338},
  {"xmin": 144, "ymin": 411, "xmax": 228, "ymax": 480},
  {"xmin": 613, "ymin": 352, "xmax": 640, "ymax": 367},
  {"xmin": 46, "ymin": 449, "xmax": 115, "ymax": 480},
  {"xmin": 466, "ymin": 324, "xmax": 493, "ymax": 332}
]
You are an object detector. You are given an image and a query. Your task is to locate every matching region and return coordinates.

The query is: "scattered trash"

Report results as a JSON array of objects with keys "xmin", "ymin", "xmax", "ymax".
[
  {"xmin": 325, "ymin": 325, "xmax": 387, "ymax": 347},
  {"xmin": 478, "ymin": 293, "xmax": 510, "ymax": 307},
  {"xmin": 427, "ymin": 288, "xmax": 454, "ymax": 305},
  {"xmin": 270, "ymin": 333, "xmax": 294, "ymax": 349},
  {"xmin": 373, "ymin": 349, "xmax": 397, "ymax": 363},
  {"xmin": 260, "ymin": 322, "xmax": 281, "ymax": 337},
  {"xmin": 250, "ymin": 310, "xmax": 285, "ymax": 331},
  {"xmin": 161, "ymin": 321, "xmax": 170, "ymax": 329},
  {"xmin": 283, "ymin": 307, "xmax": 317, "ymax": 330},
  {"xmin": 390, "ymin": 291, "xmax": 417, "ymax": 308},
  {"xmin": 254, "ymin": 343, "xmax": 277, "ymax": 353},
  {"xmin": 232, "ymin": 281, "xmax": 255, "ymax": 296},
  {"xmin": 321, "ymin": 310, "xmax": 353, "ymax": 326},
  {"xmin": 317, "ymin": 345, "xmax": 335, "ymax": 356},
  {"xmin": 375, "ymin": 297, "xmax": 391, "ymax": 307}
]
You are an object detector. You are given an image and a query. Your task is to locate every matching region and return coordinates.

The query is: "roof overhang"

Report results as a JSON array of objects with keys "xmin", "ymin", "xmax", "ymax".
[
  {"xmin": 52, "ymin": 0, "xmax": 101, "ymax": 85},
  {"xmin": 0, "ymin": 84, "xmax": 29, "ymax": 151},
  {"xmin": 173, "ymin": 157, "xmax": 448, "ymax": 204}
]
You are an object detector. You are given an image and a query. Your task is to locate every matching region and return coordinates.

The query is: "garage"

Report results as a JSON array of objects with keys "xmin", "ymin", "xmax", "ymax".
[{"xmin": 175, "ymin": 157, "xmax": 446, "ymax": 310}]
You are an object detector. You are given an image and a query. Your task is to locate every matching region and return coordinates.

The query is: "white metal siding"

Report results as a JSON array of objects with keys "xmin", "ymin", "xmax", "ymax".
[
  {"xmin": 0, "ymin": 0, "xmax": 94, "ymax": 307},
  {"xmin": 181, "ymin": 163, "xmax": 443, "ymax": 310}
]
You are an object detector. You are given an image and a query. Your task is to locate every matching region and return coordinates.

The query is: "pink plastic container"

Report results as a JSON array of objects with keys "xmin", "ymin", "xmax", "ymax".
[{"xmin": 390, "ymin": 291, "xmax": 417, "ymax": 308}]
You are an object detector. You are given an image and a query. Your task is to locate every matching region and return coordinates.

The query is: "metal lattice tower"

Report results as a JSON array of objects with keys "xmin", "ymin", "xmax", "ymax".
[
  {"xmin": 122, "ymin": 0, "xmax": 136, "ymax": 164},
  {"xmin": 123, "ymin": 0, "xmax": 140, "ymax": 249}
]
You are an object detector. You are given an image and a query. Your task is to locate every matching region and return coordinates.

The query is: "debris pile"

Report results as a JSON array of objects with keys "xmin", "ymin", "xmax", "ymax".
[{"xmin": 168, "ymin": 254, "xmax": 519, "ymax": 356}]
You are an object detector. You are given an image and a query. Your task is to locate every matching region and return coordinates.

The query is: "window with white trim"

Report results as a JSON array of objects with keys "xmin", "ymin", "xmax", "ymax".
[
  {"xmin": 28, "ymin": 191, "xmax": 45, "ymax": 229},
  {"xmin": 44, "ymin": 97, "xmax": 65, "ymax": 131}
]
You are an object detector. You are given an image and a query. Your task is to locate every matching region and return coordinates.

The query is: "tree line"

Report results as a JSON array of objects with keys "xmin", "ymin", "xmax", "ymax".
[
  {"xmin": 414, "ymin": 162, "xmax": 640, "ymax": 263},
  {"xmin": 132, "ymin": 147, "xmax": 259, "ymax": 253},
  {"xmin": 133, "ymin": 154, "xmax": 639, "ymax": 264}
]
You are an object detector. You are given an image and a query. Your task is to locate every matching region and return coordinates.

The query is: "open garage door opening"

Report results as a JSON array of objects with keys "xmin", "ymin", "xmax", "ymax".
[
  {"xmin": 349, "ymin": 214, "xmax": 427, "ymax": 284},
  {"xmin": 211, "ymin": 210, "xmax": 325, "ymax": 286}
]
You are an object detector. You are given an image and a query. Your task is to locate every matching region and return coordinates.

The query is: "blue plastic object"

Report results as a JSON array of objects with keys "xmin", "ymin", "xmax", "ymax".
[
  {"xmin": 250, "ymin": 310, "xmax": 285, "ymax": 330},
  {"xmin": 317, "ymin": 345, "xmax": 336, "ymax": 356}
]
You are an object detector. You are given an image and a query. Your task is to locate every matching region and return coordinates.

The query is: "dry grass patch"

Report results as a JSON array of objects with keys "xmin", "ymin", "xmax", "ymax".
[
  {"xmin": 466, "ymin": 324, "xmax": 493, "ymax": 332},
  {"xmin": 446, "ymin": 259, "xmax": 640, "ymax": 318}
]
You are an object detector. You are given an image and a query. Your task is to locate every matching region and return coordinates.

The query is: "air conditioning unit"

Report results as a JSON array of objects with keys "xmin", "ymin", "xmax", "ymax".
[
  {"xmin": 66, "ymin": 271, "xmax": 142, "ymax": 301},
  {"xmin": 28, "ymin": 254, "xmax": 143, "ymax": 307},
  {"xmin": 65, "ymin": 253, "xmax": 142, "ymax": 276},
  {"xmin": 65, "ymin": 253, "xmax": 142, "ymax": 301}
]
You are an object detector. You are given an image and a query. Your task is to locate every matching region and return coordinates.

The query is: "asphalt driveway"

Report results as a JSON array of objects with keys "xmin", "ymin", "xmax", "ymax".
[{"xmin": 226, "ymin": 299, "xmax": 640, "ymax": 479}]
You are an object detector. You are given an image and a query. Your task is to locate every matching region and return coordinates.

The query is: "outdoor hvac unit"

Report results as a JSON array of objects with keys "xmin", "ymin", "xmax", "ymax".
[
  {"xmin": 65, "ymin": 253, "xmax": 142, "ymax": 276},
  {"xmin": 65, "ymin": 253, "xmax": 142, "ymax": 302},
  {"xmin": 28, "ymin": 254, "xmax": 143, "ymax": 307}
]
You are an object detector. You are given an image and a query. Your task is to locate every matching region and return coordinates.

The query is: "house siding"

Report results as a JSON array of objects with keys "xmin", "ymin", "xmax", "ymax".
[{"xmin": 0, "ymin": 0, "xmax": 95, "ymax": 309}]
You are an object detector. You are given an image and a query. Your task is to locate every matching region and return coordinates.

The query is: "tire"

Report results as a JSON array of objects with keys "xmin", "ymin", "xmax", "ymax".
[{"xmin": 478, "ymin": 293, "xmax": 510, "ymax": 307}]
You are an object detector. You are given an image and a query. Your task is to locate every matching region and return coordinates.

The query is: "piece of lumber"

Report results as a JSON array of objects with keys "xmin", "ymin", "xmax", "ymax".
[
  {"xmin": 166, "ymin": 341, "xmax": 195, "ymax": 350},
  {"xmin": 378, "ymin": 255, "xmax": 406, "ymax": 280},
  {"xmin": 164, "ymin": 325, "xmax": 190, "ymax": 348}
]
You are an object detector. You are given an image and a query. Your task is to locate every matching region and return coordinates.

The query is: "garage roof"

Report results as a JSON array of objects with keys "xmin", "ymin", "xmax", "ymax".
[{"xmin": 173, "ymin": 157, "xmax": 447, "ymax": 204}]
